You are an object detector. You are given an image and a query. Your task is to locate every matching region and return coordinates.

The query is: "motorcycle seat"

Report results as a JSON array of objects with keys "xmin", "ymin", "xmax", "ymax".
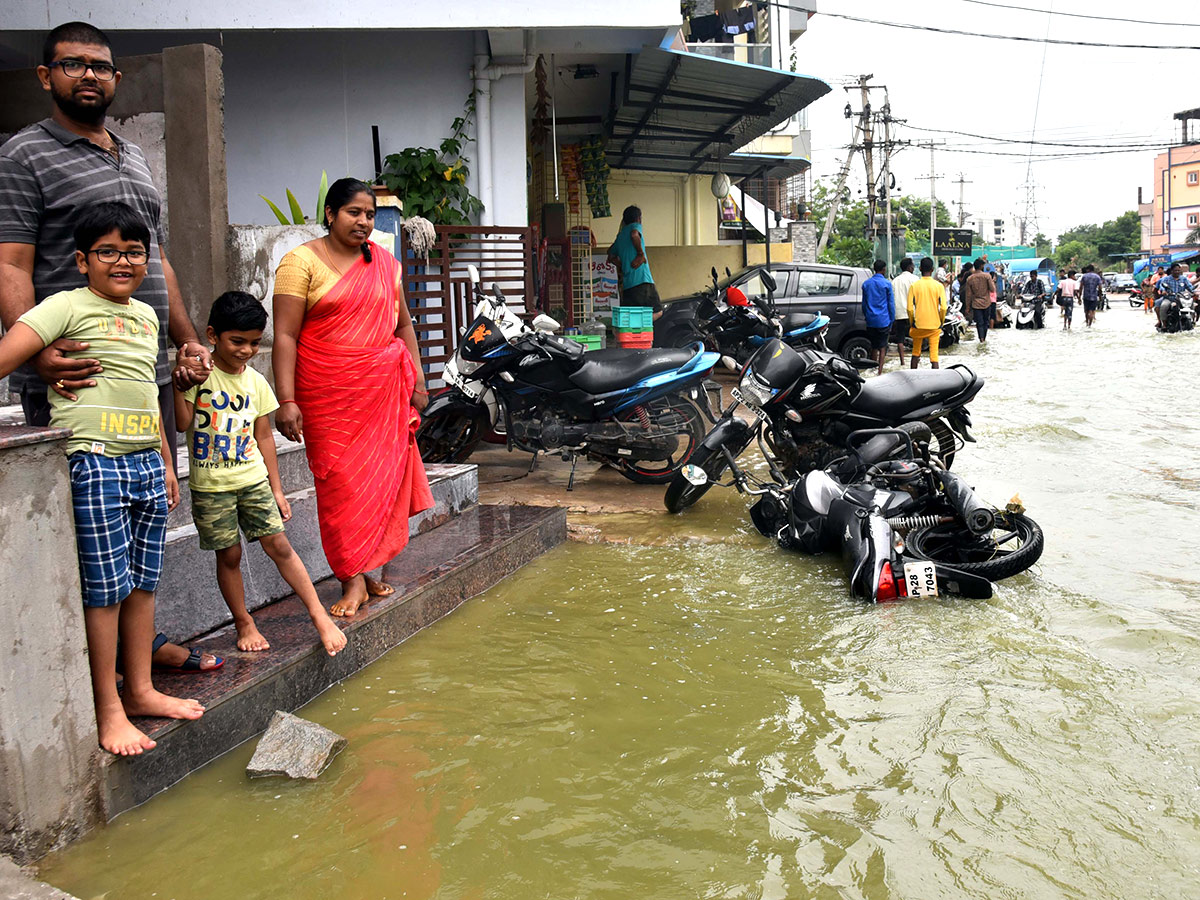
[
  {"xmin": 568, "ymin": 347, "xmax": 697, "ymax": 394},
  {"xmin": 781, "ymin": 312, "xmax": 820, "ymax": 332},
  {"xmin": 851, "ymin": 368, "xmax": 975, "ymax": 419}
]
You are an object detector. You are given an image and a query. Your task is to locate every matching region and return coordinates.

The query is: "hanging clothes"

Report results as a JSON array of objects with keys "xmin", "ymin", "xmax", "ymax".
[
  {"xmin": 688, "ymin": 13, "xmax": 722, "ymax": 42},
  {"xmin": 720, "ymin": 6, "xmax": 756, "ymax": 35}
]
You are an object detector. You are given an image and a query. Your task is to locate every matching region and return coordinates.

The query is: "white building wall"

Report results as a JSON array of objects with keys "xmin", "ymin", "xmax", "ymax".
[
  {"xmin": 4, "ymin": 0, "xmax": 678, "ymax": 30},
  {"xmin": 488, "ymin": 69, "xmax": 529, "ymax": 228},
  {"xmin": 221, "ymin": 30, "xmax": 493, "ymax": 226}
]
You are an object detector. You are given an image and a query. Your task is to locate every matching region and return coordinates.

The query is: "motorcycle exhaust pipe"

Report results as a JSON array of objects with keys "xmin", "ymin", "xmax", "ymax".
[{"xmin": 939, "ymin": 470, "xmax": 995, "ymax": 534}]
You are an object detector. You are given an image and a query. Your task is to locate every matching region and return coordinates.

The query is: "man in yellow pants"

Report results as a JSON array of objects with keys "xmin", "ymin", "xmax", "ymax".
[{"xmin": 907, "ymin": 257, "xmax": 947, "ymax": 369}]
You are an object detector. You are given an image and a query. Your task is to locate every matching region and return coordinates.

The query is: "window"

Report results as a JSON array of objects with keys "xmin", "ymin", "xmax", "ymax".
[
  {"xmin": 1188, "ymin": 212, "xmax": 1199, "ymax": 227},
  {"xmin": 794, "ymin": 270, "xmax": 852, "ymax": 297},
  {"xmin": 1189, "ymin": 171, "xmax": 1199, "ymax": 186}
]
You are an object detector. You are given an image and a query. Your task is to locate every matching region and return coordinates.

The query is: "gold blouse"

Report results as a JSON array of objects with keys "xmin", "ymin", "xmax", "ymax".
[{"xmin": 273, "ymin": 245, "xmax": 341, "ymax": 309}]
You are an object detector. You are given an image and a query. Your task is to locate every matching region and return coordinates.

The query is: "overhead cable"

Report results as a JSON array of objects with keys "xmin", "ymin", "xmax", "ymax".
[{"xmin": 957, "ymin": 0, "xmax": 1200, "ymax": 28}]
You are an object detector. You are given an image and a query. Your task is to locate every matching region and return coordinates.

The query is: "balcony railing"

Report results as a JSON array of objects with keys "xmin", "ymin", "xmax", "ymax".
[{"xmin": 685, "ymin": 42, "xmax": 773, "ymax": 68}]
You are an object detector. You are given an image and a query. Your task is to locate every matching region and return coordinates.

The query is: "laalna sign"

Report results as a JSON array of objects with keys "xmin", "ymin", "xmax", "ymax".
[{"xmin": 933, "ymin": 228, "xmax": 975, "ymax": 256}]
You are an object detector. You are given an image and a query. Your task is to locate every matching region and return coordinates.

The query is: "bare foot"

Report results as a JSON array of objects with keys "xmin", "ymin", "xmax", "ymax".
[
  {"xmin": 330, "ymin": 578, "xmax": 368, "ymax": 617},
  {"xmin": 364, "ymin": 576, "xmax": 394, "ymax": 597},
  {"xmin": 97, "ymin": 703, "xmax": 156, "ymax": 756},
  {"xmin": 314, "ymin": 614, "xmax": 348, "ymax": 656},
  {"xmin": 235, "ymin": 620, "xmax": 271, "ymax": 652},
  {"xmin": 123, "ymin": 689, "xmax": 205, "ymax": 721}
]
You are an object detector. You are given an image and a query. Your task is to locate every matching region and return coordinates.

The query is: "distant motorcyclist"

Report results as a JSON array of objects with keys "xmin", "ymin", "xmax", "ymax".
[{"xmin": 1155, "ymin": 262, "xmax": 1193, "ymax": 331}]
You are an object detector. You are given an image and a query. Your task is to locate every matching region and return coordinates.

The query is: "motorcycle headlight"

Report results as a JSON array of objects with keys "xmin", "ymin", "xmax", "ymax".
[{"xmin": 737, "ymin": 368, "xmax": 776, "ymax": 407}]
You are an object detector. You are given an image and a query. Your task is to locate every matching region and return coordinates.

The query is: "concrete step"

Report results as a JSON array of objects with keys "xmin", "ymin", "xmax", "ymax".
[
  {"xmin": 155, "ymin": 463, "xmax": 478, "ymax": 642},
  {"xmin": 104, "ymin": 503, "xmax": 567, "ymax": 818}
]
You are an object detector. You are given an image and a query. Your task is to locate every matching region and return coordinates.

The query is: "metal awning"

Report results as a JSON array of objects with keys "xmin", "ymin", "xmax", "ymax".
[{"xmin": 606, "ymin": 46, "xmax": 830, "ymax": 177}]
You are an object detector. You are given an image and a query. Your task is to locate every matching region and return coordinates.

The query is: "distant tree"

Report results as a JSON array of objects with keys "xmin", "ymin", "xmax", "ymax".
[
  {"xmin": 1055, "ymin": 211, "xmax": 1140, "ymax": 264},
  {"xmin": 1055, "ymin": 239, "xmax": 1102, "ymax": 270},
  {"xmin": 1033, "ymin": 232, "xmax": 1052, "ymax": 256}
]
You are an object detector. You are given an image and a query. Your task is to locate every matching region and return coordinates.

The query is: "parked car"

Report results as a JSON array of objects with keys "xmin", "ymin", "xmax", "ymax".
[
  {"xmin": 1106, "ymin": 273, "xmax": 1135, "ymax": 293},
  {"xmin": 655, "ymin": 262, "xmax": 876, "ymax": 361}
]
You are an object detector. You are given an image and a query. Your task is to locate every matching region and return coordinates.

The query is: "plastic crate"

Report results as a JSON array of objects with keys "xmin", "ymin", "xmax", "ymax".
[
  {"xmin": 575, "ymin": 333, "xmax": 604, "ymax": 352},
  {"xmin": 612, "ymin": 306, "xmax": 653, "ymax": 331},
  {"xmin": 615, "ymin": 331, "xmax": 653, "ymax": 348}
]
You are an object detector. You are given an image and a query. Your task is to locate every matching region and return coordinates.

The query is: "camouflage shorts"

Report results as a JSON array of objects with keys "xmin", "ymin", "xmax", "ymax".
[{"xmin": 190, "ymin": 480, "xmax": 284, "ymax": 551}]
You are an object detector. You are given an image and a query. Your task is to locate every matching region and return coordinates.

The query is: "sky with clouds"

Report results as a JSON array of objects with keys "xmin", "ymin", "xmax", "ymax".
[{"xmin": 793, "ymin": 0, "xmax": 1196, "ymax": 243}]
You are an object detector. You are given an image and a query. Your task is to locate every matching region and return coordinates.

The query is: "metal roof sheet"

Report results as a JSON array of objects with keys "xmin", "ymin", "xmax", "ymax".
[{"xmin": 606, "ymin": 46, "xmax": 830, "ymax": 178}]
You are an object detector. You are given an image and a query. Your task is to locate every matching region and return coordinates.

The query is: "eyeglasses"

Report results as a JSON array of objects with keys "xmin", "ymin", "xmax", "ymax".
[
  {"xmin": 49, "ymin": 59, "xmax": 116, "ymax": 81},
  {"xmin": 86, "ymin": 248, "xmax": 149, "ymax": 265}
]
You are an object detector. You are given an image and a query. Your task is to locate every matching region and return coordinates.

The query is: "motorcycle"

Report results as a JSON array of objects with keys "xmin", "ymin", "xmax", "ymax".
[
  {"xmin": 658, "ymin": 267, "xmax": 830, "ymax": 364},
  {"xmin": 746, "ymin": 426, "xmax": 1042, "ymax": 601},
  {"xmin": 991, "ymin": 295, "xmax": 1016, "ymax": 328},
  {"xmin": 663, "ymin": 337, "xmax": 983, "ymax": 513},
  {"xmin": 418, "ymin": 267, "xmax": 722, "ymax": 490},
  {"xmin": 940, "ymin": 297, "xmax": 967, "ymax": 347},
  {"xmin": 1156, "ymin": 288, "xmax": 1196, "ymax": 333},
  {"xmin": 1014, "ymin": 292, "xmax": 1046, "ymax": 329}
]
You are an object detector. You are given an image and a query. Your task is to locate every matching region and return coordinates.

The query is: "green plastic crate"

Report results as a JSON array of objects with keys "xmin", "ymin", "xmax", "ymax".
[{"xmin": 574, "ymin": 333, "xmax": 604, "ymax": 352}]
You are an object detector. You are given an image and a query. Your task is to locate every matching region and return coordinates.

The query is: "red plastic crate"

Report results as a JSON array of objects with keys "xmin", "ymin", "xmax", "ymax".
[{"xmin": 615, "ymin": 331, "xmax": 653, "ymax": 348}]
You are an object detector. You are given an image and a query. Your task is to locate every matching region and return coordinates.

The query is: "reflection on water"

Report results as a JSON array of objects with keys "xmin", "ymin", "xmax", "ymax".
[{"xmin": 41, "ymin": 307, "xmax": 1200, "ymax": 899}]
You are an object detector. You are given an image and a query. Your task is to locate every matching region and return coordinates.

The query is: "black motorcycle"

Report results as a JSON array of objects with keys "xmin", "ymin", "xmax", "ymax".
[
  {"xmin": 418, "ymin": 273, "xmax": 721, "ymax": 489},
  {"xmin": 749, "ymin": 426, "xmax": 1043, "ymax": 601},
  {"xmin": 1156, "ymin": 288, "xmax": 1196, "ymax": 333},
  {"xmin": 656, "ymin": 268, "xmax": 830, "ymax": 364},
  {"xmin": 663, "ymin": 338, "xmax": 982, "ymax": 513}
]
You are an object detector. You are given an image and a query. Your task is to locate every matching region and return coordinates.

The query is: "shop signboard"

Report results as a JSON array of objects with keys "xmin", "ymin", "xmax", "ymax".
[
  {"xmin": 932, "ymin": 228, "xmax": 974, "ymax": 256},
  {"xmin": 1149, "ymin": 253, "xmax": 1172, "ymax": 267}
]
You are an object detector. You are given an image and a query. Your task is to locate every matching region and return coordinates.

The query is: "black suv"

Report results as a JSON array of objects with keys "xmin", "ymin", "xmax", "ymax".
[{"xmin": 654, "ymin": 262, "xmax": 876, "ymax": 360}]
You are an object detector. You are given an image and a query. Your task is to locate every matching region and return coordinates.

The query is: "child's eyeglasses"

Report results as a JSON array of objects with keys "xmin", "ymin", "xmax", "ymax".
[
  {"xmin": 49, "ymin": 59, "xmax": 117, "ymax": 81},
  {"xmin": 87, "ymin": 249, "xmax": 149, "ymax": 265}
]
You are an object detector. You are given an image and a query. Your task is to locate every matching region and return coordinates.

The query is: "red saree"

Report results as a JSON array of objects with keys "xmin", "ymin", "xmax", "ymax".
[{"xmin": 295, "ymin": 244, "xmax": 433, "ymax": 581}]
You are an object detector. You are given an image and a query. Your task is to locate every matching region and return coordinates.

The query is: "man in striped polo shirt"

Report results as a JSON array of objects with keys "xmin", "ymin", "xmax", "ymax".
[{"xmin": 0, "ymin": 21, "xmax": 220, "ymax": 672}]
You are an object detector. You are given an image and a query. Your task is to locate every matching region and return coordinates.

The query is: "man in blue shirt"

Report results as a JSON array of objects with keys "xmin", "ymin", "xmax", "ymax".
[
  {"xmin": 1155, "ymin": 262, "xmax": 1193, "ymax": 331},
  {"xmin": 606, "ymin": 205, "xmax": 662, "ymax": 320},
  {"xmin": 861, "ymin": 258, "xmax": 895, "ymax": 375},
  {"xmin": 1078, "ymin": 264, "xmax": 1104, "ymax": 328}
]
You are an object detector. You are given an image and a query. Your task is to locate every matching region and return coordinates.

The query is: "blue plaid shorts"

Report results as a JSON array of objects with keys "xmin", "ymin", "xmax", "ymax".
[{"xmin": 68, "ymin": 449, "xmax": 168, "ymax": 608}]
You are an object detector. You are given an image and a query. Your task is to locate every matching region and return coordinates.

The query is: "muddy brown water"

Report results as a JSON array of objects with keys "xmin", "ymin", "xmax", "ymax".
[{"xmin": 41, "ymin": 304, "xmax": 1200, "ymax": 899}]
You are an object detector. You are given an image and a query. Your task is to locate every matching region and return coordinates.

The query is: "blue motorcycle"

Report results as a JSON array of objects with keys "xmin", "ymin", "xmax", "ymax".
[{"xmin": 417, "ymin": 270, "xmax": 721, "ymax": 489}]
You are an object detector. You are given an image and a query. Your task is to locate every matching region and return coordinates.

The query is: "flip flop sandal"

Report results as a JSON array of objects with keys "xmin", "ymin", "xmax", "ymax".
[{"xmin": 155, "ymin": 646, "xmax": 224, "ymax": 673}]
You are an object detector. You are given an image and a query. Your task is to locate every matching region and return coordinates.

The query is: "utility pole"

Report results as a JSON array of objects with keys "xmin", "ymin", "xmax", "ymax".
[
  {"xmin": 883, "ymin": 99, "xmax": 893, "ymax": 275},
  {"xmin": 859, "ymin": 75, "xmax": 877, "ymax": 243},
  {"xmin": 954, "ymin": 173, "xmax": 972, "ymax": 228},
  {"xmin": 915, "ymin": 141, "xmax": 944, "ymax": 254}
]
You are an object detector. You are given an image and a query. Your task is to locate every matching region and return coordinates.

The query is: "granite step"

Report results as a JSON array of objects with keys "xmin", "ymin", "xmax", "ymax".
[
  {"xmin": 155, "ymin": 463, "xmax": 478, "ymax": 643},
  {"xmin": 104, "ymin": 503, "xmax": 566, "ymax": 818}
]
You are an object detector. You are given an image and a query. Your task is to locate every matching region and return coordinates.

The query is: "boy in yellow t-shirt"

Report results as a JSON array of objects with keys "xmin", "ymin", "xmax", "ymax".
[
  {"xmin": 0, "ymin": 201, "xmax": 204, "ymax": 757},
  {"xmin": 175, "ymin": 292, "xmax": 346, "ymax": 656},
  {"xmin": 907, "ymin": 257, "xmax": 948, "ymax": 369}
]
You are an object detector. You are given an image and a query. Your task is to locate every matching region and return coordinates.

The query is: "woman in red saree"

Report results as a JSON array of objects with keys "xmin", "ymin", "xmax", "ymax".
[{"xmin": 272, "ymin": 178, "xmax": 433, "ymax": 616}]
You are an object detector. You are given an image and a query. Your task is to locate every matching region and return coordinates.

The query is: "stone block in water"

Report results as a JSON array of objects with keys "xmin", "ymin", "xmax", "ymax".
[{"xmin": 246, "ymin": 711, "xmax": 346, "ymax": 780}]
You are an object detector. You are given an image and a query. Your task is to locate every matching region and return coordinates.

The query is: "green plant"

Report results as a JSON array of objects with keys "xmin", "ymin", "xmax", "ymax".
[
  {"xmin": 261, "ymin": 171, "xmax": 329, "ymax": 226},
  {"xmin": 377, "ymin": 96, "xmax": 484, "ymax": 226}
]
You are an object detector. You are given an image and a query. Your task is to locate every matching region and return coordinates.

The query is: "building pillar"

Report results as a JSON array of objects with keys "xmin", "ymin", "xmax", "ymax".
[
  {"xmin": 789, "ymin": 220, "xmax": 817, "ymax": 263},
  {"xmin": 0, "ymin": 428, "xmax": 103, "ymax": 864},
  {"xmin": 162, "ymin": 44, "xmax": 229, "ymax": 330}
]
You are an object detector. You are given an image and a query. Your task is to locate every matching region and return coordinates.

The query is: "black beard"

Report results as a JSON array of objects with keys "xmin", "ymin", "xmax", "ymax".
[{"xmin": 50, "ymin": 83, "xmax": 110, "ymax": 125}]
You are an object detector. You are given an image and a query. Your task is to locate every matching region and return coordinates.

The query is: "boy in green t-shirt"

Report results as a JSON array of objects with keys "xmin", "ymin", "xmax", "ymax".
[
  {"xmin": 175, "ymin": 292, "xmax": 346, "ymax": 656},
  {"xmin": 0, "ymin": 201, "xmax": 205, "ymax": 756}
]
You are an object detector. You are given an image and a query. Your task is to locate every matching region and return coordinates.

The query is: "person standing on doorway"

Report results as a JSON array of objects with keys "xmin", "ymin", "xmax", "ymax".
[
  {"xmin": 890, "ymin": 257, "xmax": 918, "ymax": 365},
  {"xmin": 861, "ymin": 259, "xmax": 894, "ymax": 376},
  {"xmin": 607, "ymin": 205, "xmax": 663, "ymax": 321},
  {"xmin": 908, "ymin": 257, "xmax": 947, "ymax": 369},
  {"xmin": 0, "ymin": 21, "xmax": 220, "ymax": 673},
  {"xmin": 964, "ymin": 258, "xmax": 993, "ymax": 344}
]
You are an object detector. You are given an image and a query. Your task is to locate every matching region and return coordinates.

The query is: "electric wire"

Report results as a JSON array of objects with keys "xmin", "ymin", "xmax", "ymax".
[
  {"xmin": 774, "ymin": 3, "xmax": 1200, "ymax": 50},
  {"xmin": 957, "ymin": 0, "xmax": 1200, "ymax": 28}
]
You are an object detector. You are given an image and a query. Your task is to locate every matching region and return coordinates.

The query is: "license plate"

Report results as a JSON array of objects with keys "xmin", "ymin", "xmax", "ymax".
[
  {"xmin": 457, "ymin": 378, "xmax": 484, "ymax": 401},
  {"xmin": 681, "ymin": 464, "xmax": 708, "ymax": 486},
  {"xmin": 730, "ymin": 387, "xmax": 769, "ymax": 423},
  {"xmin": 904, "ymin": 561, "xmax": 939, "ymax": 598}
]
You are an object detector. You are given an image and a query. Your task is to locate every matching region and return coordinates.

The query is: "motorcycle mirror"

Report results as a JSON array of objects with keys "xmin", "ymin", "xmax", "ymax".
[
  {"xmin": 532, "ymin": 313, "xmax": 560, "ymax": 333},
  {"xmin": 762, "ymin": 271, "xmax": 777, "ymax": 293},
  {"xmin": 711, "ymin": 266, "xmax": 719, "ymax": 283},
  {"xmin": 725, "ymin": 267, "xmax": 732, "ymax": 277},
  {"xmin": 466, "ymin": 264, "xmax": 480, "ymax": 285},
  {"xmin": 721, "ymin": 355, "xmax": 739, "ymax": 371}
]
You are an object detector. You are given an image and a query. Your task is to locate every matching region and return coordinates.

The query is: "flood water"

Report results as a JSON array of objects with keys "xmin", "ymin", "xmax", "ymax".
[{"xmin": 42, "ymin": 303, "xmax": 1200, "ymax": 899}]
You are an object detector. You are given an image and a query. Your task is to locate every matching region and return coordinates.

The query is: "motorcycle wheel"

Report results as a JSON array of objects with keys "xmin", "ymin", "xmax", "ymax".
[
  {"xmin": 613, "ymin": 394, "xmax": 705, "ymax": 485},
  {"xmin": 663, "ymin": 442, "xmax": 726, "ymax": 513},
  {"xmin": 416, "ymin": 395, "xmax": 486, "ymax": 463},
  {"xmin": 905, "ymin": 512, "xmax": 1044, "ymax": 581},
  {"xmin": 926, "ymin": 418, "xmax": 957, "ymax": 469},
  {"xmin": 1129, "ymin": 297, "xmax": 1141, "ymax": 308}
]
